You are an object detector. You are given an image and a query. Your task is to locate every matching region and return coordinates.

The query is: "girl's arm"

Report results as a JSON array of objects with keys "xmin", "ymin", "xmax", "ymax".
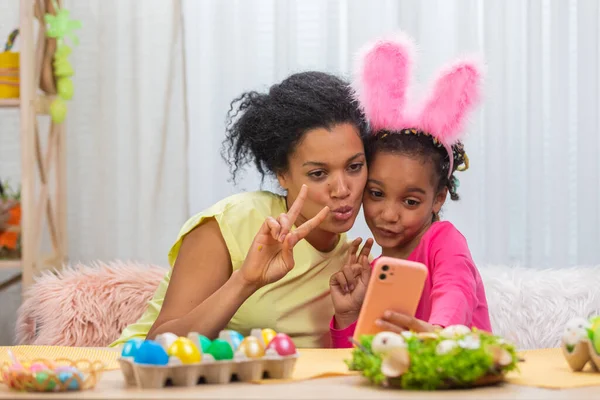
[
  {"xmin": 329, "ymin": 317, "xmax": 357, "ymax": 348},
  {"xmin": 427, "ymin": 251, "xmax": 478, "ymax": 329},
  {"xmin": 147, "ymin": 218, "xmax": 258, "ymax": 340}
]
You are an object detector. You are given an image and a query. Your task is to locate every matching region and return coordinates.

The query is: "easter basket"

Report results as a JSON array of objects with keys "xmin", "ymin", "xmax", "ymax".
[
  {"xmin": 0, "ymin": 355, "xmax": 106, "ymax": 392},
  {"xmin": 347, "ymin": 325, "xmax": 520, "ymax": 390},
  {"xmin": 119, "ymin": 328, "xmax": 299, "ymax": 389},
  {"xmin": 561, "ymin": 316, "xmax": 600, "ymax": 372}
]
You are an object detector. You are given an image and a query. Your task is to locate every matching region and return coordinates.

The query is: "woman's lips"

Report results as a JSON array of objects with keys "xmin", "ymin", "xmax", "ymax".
[{"xmin": 332, "ymin": 206, "xmax": 353, "ymax": 221}]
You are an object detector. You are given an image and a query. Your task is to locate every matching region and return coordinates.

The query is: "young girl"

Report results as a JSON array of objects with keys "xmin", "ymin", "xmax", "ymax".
[{"xmin": 329, "ymin": 34, "xmax": 492, "ymax": 347}]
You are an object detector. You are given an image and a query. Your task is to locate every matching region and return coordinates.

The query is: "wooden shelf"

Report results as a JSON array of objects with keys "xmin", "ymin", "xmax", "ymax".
[
  {"xmin": 0, "ymin": 0, "xmax": 68, "ymax": 293},
  {"xmin": 0, "ymin": 95, "xmax": 51, "ymax": 114},
  {"xmin": 0, "ymin": 98, "xmax": 20, "ymax": 108},
  {"xmin": 0, "ymin": 259, "xmax": 21, "ymax": 269}
]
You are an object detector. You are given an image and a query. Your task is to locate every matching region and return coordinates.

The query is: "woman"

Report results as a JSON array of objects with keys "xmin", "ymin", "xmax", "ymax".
[{"xmin": 111, "ymin": 71, "xmax": 372, "ymax": 348}]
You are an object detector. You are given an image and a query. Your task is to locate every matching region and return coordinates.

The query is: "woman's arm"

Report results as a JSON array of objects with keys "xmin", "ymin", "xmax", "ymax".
[
  {"xmin": 147, "ymin": 184, "xmax": 329, "ymax": 340},
  {"xmin": 147, "ymin": 218, "xmax": 257, "ymax": 339}
]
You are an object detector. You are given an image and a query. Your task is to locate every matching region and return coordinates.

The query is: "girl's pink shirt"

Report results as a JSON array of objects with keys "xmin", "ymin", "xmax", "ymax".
[{"xmin": 330, "ymin": 221, "xmax": 492, "ymax": 348}]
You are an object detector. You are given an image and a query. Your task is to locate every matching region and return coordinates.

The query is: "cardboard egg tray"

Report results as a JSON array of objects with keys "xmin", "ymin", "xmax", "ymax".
[
  {"xmin": 562, "ymin": 339, "xmax": 600, "ymax": 372},
  {"xmin": 118, "ymin": 353, "xmax": 299, "ymax": 389}
]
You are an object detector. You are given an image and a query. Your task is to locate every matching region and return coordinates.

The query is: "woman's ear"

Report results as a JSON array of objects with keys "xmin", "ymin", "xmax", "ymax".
[
  {"xmin": 277, "ymin": 172, "xmax": 288, "ymax": 191},
  {"xmin": 433, "ymin": 187, "xmax": 448, "ymax": 214}
]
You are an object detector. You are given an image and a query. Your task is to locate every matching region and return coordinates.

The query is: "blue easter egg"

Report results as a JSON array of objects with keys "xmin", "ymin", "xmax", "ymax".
[
  {"xmin": 133, "ymin": 340, "xmax": 169, "ymax": 365},
  {"xmin": 121, "ymin": 338, "xmax": 144, "ymax": 358},
  {"xmin": 220, "ymin": 330, "xmax": 243, "ymax": 350},
  {"xmin": 58, "ymin": 370, "xmax": 83, "ymax": 390}
]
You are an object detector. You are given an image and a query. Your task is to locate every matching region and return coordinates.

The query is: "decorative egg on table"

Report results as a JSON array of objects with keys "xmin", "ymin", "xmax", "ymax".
[
  {"xmin": 251, "ymin": 328, "xmax": 277, "ymax": 347},
  {"xmin": 155, "ymin": 332, "xmax": 179, "ymax": 351},
  {"xmin": 206, "ymin": 339, "xmax": 234, "ymax": 360},
  {"xmin": 121, "ymin": 338, "xmax": 144, "ymax": 358},
  {"xmin": 219, "ymin": 329, "xmax": 244, "ymax": 351},
  {"xmin": 236, "ymin": 336, "xmax": 266, "ymax": 359},
  {"xmin": 58, "ymin": 369, "xmax": 84, "ymax": 390},
  {"xmin": 167, "ymin": 337, "xmax": 202, "ymax": 364},
  {"xmin": 32, "ymin": 368, "xmax": 57, "ymax": 391},
  {"xmin": 28, "ymin": 362, "xmax": 50, "ymax": 373},
  {"xmin": 188, "ymin": 332, "xmax": 212, "ymax": 353},
  {"xmin": 266, "ymin": 333, "xmax": 297, "ymax": 356},
  {"xmin": 133, "ymin": 340, "xmax": 169, "ymax": 365}
]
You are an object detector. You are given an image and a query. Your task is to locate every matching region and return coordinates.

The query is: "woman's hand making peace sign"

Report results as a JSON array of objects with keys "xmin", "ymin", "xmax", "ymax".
[{"xmin": 239, "ymin": 184, "xmax": 330, "ymax": 289}]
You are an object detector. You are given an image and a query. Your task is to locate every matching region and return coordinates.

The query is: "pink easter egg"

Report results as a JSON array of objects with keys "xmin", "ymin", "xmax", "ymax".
[{"xmin": 266, "ymin": 333, "xmax": 297, "ymax": 356}]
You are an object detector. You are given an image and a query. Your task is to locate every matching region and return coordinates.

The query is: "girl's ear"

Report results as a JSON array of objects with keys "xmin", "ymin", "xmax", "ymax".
[
  {"xmin": 417, "ymin": 59, "xmax": 484, "ymax": 145},
  {"xmin": 352, "ymin": 33, "xmax": 416, "ymax": 132},
  {"xmin": 433, "ymin": 187, "xmax": 448, "ymax": 215}
]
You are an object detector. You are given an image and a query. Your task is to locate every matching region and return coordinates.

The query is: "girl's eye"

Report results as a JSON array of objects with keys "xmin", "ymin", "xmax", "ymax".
[
  {"xmin": 308, "ymin": 170, "xmax": 326, "ymax": 179},
  {"xmin": 405, "ymin": 199, "xmax": 420, "ymax": 207},
  {"xmin": 348, "ymin": 163, "xmax": 364, "ymax": 172},
  {"xmin": 369, "ymin": 189, "xmax": 383, "ymax": 198}
]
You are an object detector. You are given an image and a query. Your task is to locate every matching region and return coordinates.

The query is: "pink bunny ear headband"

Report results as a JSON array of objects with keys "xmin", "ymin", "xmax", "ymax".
[{"xmin": 352, "ymin": 32, "xmax": 483, "ymax": 178}]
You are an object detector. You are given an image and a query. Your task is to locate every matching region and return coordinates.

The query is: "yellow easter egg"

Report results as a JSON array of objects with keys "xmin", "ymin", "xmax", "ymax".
[
  {"xmin": 167, "ymin": 337, "xmax": 201, "ymax": 364},
  {"xmin": 262, "ymin": 328, "xmax": 277, "ymax": 346},
  {"xmin": 238, "ymin": 336, "xmax": 265, "ymax": 359}
]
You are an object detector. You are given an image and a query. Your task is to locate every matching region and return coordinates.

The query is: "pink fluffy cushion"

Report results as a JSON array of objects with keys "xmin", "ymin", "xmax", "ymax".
[{"xmin": 15, "ymin": 260, "xmax": 167, "ymax": 347}]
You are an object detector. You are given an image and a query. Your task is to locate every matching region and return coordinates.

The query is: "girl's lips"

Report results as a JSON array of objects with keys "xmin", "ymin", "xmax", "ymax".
[{"xmin": 377, "ymin": 227, "xmax": 400, "ymax": 237}]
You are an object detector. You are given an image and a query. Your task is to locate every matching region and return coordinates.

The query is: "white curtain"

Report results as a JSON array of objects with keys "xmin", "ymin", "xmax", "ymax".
[
  {"xmin": 64, "ymin": 0, "xmax": 188, "ymax": 264},
  {"xmin": 0, "ymin": 0, "xmax": 188, "ymax": 266},
  {"xmin": 184, "ymin": 0, "xmax": 600, "ymax": 269}
]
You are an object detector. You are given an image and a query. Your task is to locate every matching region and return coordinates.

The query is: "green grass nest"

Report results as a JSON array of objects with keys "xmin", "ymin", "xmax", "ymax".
[{"xmin": 346, "ymin": 328, "xmax": 520, "ymax": 390}]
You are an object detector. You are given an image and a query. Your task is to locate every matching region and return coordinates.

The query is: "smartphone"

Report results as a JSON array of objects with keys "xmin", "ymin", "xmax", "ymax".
[{"xmin": 353, "ymin": 256, "xmax": 428, "ymax": 341}]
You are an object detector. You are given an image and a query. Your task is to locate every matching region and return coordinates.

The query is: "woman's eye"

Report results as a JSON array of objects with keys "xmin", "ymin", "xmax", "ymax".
[
  {"xmin": 369, "ymin": 189, "xmax": 383, "ymax": 198},
  {"xmin": 308, "ymin": 170, "xmax": 326, "ymax": 179},
  {"xmin": 348, "ymin": 163, "xmax": 364, "ymax": 172},
  {"xmin": 405, "ymin": 199, "xmax": 420, "ymax": 206}
]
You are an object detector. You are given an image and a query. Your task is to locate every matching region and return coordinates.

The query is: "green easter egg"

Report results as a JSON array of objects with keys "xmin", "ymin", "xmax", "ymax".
[
  {"xmin": 34, "ymin": 371, "xmax": 56, "ymax": 391},
  {"xmin": 593, "ymin": 326, "xmax": 600, "ymax": 355},
  {"xmin": 57, "ymin": 78, "xmax": 74, "ymax": 100},
  {"xmin": 207, "ymin": 339, "xmax": 233, "ymax": 360},
  {"xmin": 50, "ymin": 98, "xmax": 67, "ymax": 123},
  {"xmin": 198, "ymin": 335, "xmax": 212, "ymax": 353}
]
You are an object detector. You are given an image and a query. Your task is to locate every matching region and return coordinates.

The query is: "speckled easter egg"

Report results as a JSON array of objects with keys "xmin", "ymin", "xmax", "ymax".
[
  {"xmin": 34, "ymin": 371, "xmax": 56, "ymax": 391},
  {"xmin": 58, "ymin": 369, "xmax": 83, "ymax": 390}
]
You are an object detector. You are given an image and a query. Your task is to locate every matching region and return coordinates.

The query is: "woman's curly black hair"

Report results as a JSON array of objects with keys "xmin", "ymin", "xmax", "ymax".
[
  {"xmin": 365, "ymin": 129, "xmax": 468, "ymax": 201},
  {"xmin": 221, "ymin": 71, "xmax": 368, "ymax": 183}
]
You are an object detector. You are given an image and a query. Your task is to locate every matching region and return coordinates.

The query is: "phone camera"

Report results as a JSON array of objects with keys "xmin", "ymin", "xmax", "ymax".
[
  {"xmin": 382, "ymin": 265, "xmax": 389, "ymax": 271},
  {"xmin": 379, "ymin": 273, "xmax": 387, "ymax": 280}
]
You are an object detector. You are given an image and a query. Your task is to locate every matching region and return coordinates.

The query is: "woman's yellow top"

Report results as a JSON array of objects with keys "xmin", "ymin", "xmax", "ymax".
[{"xmin": 110, "ymin": 191, "xmax": 350, "ymax": 348}]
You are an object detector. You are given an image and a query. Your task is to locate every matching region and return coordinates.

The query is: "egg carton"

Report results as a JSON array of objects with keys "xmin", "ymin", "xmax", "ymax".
[
  {"xmin": 561, "ymin": 317, "xmax": 600, "ymax": 372},
  {"xmin": 118, "ymin": 353, "xmax": 299, "ymax": 389}
]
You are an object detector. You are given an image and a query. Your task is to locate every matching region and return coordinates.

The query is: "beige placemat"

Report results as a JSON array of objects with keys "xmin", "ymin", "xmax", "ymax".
[
  {"xmin": 255, "ymin": 349, "xmax": 356, "ymax": 384},
  {"xmin": 506, "ymin": 348, "xmax": 600, "ymax": 389}
]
